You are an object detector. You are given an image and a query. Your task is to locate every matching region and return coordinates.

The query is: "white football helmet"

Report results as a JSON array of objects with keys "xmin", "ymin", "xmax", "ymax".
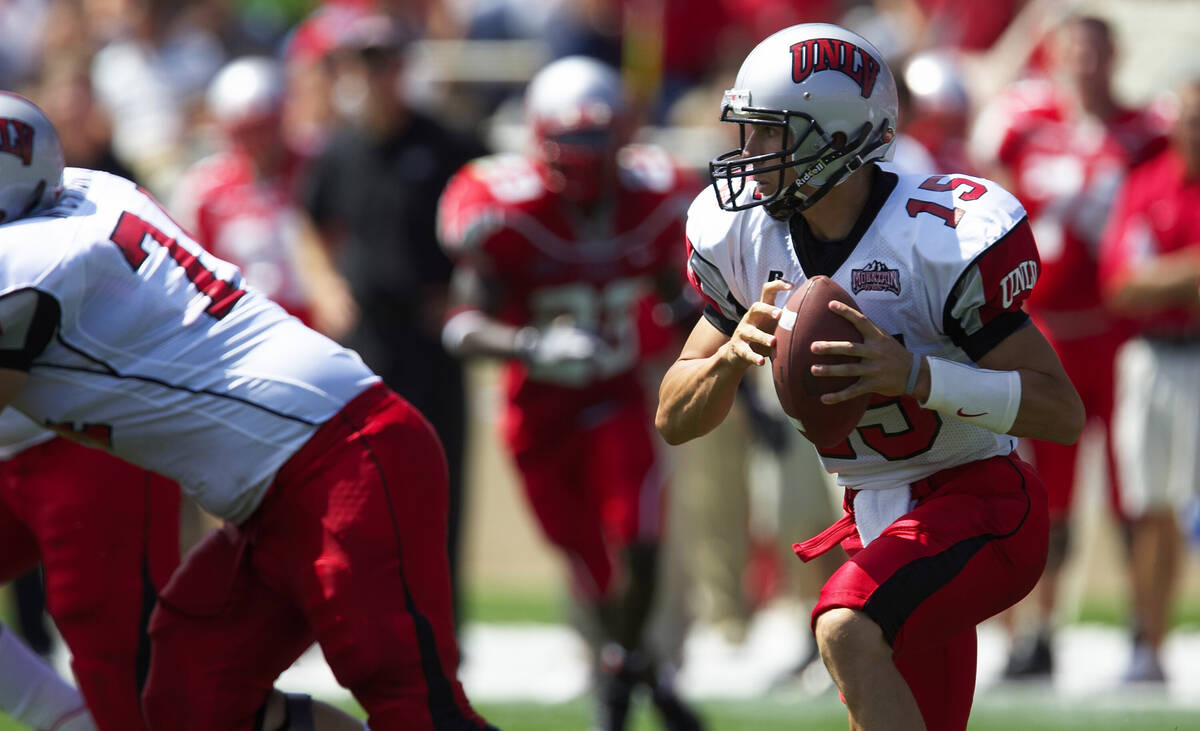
[
  {"xmin": 524, "ymin": 56, "xmax": 630, "ymax": 202},
  {"xmin": 710, "ymin": 23, "xmax": 898, "ymax": 216},
  {"xmin": 206, "ymin": 56, "xmax": 285, "ymax": 130},
  {"xmin": 0, "ymin": 92, "xmax": 63, "ymax": 224}
]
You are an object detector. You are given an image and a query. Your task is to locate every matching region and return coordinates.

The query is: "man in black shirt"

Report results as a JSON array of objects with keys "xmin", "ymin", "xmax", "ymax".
[{"xmin": 302, "ymin": 13, "xmax": 486, "ymax": 624}]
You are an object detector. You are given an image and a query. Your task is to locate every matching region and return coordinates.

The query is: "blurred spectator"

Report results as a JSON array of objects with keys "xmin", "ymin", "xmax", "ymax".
[
  {"xmin": 971, "ymin": 14, "xmax": 1168, "ymax": 679},
  {"xmin": 301, "ymin": 11, "xmax": 486, "ymax": 627},
  {"xmin": 1099, "ymin": 78, "xmax": 1200, "ymax": 685},
  {"xmin": 27, "ymin": 55, "xmax": 134, "ymax": 178},
  {"xmin": 0, "ymin": 0, "xmax": 50, "ymax": 88},
  {"xmin": 172, "ymin": 55, "xmax": 357, "ymax": 336},
  {"xmin": 437, "ymin": 55, "xmax": 702, "ymax": 730},
  {"xmin": 89, "ymin": 0, "xmax": 226, "ymax": 196}
]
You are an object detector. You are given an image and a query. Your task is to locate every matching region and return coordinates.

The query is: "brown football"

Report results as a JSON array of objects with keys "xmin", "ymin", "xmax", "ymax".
[{"xmin": 771, "ymin": 275, "xmax": 870, "ymax": 448}]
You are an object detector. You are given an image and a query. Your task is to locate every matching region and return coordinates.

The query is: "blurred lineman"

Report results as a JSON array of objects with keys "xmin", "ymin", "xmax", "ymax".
[
  {"xmin": 437, "ymin": 56, "xmax": 702, "ymax": 731},
  {"xmin": 972, "ymin": 15, "xmax": 1167, "ymax": 678},
  {"xmin": 1099, "ymin": 78, "xmax": 1200, "ymax": 685},
  {"xmin": 0, "ymin": 413, "xmax": 179, "ymax": 731},
  {"xmin": 0, "ymin": 92, "xmax": 493, "ymax": 731},
  {"xmin": 172, "ymin": 56, "xmax": 356, "ymax": 336},
  {"xmin": 656, "ymin": 23, "xmax": 1083, "ymax": 731}
]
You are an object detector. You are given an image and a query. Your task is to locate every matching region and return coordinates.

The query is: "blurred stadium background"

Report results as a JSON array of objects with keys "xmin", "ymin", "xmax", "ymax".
[{"xmin": 5, "ymin": 0, "xmax": 1200, "ymax": 729}]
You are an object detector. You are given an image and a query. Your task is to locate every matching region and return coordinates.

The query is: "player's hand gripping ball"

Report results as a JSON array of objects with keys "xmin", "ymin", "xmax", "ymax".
[{"xmin": 771, "ymin": 276, "xmax": 870, "ymax": 447}]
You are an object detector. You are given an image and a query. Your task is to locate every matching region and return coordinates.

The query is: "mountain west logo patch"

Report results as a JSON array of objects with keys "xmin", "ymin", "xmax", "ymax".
[{"xmin": 851, "ymin": 260, "xmax": 900, "ymax": 295}]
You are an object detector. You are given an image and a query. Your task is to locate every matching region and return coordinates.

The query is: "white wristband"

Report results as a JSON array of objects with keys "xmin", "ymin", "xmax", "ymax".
[{"xmin": 920, "ymin": 356, "xmax": 1021, "ymax": 434}]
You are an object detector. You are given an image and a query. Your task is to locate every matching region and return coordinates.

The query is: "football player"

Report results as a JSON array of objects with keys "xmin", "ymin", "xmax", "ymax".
[
  {"xmin": 0, "ymin": 410, "xmax": 180, "ymax": 731},
  {"xmin": 971, "ymin": 15, "xmax": 1167, "ymax": 678},
  {"xmin": 172, "ymin": 56, "xmax": 356, "ymax": 337},
  {"xmin": 437, "ymin": 56, "xmax": 701, "ymax": 730},
  {"xmin": 656, "ymin": 24, "xmax": 1083, "ymax": 731},
  {"xmin": 0, "ymin": 92, "xmax": 493, "ymax": 731}
]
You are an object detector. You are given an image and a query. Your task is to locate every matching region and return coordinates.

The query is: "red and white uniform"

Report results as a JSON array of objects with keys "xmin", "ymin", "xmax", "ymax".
[
  {"xmin": 689, "ymin": 164, "xmax": 1032, "ymax": 489},
  {"xmin": 686, "ymin": 164, "xmax": 1048, "ymax": 730},
  {"xmin": 0, "ymin": 169, "xmax": 489, "ymax": 730},
  {"xmin": 0, "ymin": 410, "xmax": 181, "ymax": 731},
  {"xmin": 172, "ymin": 149, "xmax": 315, "ymax": 325},
  {"xmin": 438, "ymin": 146, "xmax": 691, "ymax": 596},
  {"xmin": 972, "ymin": 79, "xmax": 1166, "ymax": 519},
  {"xmin": 1100, "ymin": 148, "xmax": 1200, "ymax": 517}
]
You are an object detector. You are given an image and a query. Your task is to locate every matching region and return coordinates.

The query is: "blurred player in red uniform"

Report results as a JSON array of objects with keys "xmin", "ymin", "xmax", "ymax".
[
  {"xmin": 173, "ymin": 56, "xmax": 356, "ymax": 337},
  {"xmin": 1100, "ymin": 78, "xmax": 1200, "ymax": 684},
  {"xmin": 0, "ymin": 412, "xmax": 180, "ymax": 731},
  {"xmin": 437, "ymin": 56, "xmax": 701, "ymax": 731},
  {"xmin": 971, "ymin": 14, "xmax": 1167, "ymax": 678}
]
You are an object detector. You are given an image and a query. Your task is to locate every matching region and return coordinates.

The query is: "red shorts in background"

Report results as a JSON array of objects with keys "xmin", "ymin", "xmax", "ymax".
[{"xmin": 509, "ymin": 394, "xmax": 665, "ymax": 599}]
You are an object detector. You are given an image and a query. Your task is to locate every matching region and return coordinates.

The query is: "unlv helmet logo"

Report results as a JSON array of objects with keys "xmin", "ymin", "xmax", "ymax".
[
  {"xmin": 0, "ymin": 117, "xmax": 35, "ymax": 166},
  {"xmin": 790, "ymin": 39, "xmax": 881, "ymax": 98}
]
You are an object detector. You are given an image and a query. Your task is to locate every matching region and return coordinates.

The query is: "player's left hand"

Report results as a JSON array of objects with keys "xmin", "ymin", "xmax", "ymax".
[{"xmin": 809, "ymin": 300, "xmax": 914, "ymax": 404}]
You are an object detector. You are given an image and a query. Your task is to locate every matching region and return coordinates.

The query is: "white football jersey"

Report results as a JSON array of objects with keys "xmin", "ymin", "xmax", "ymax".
[
  {"xmin": 686, "ymin": 163, "xmax": 1040, "ymax": 491},
  {"xmin": 0, "ymin": 169, "xmax": 379, "ymax": 522},
  {"xmin": 0, "ymin": 409, "xmax": 53, "ymax": 460}
]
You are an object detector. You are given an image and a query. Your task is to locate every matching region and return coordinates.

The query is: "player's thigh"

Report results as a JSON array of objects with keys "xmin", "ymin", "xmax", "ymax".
[
  {"xmin": 511, "ymin": 431, "xmax": 602, "ymax": 554},
  {"xmin": 587, "ymin": 398, "xmax": 664, "ymax": 547},
  {"xmin": 255, "ymin": 394, "xmax": 482, "ymax": 728},
  {"xmin": 143, "ymin": 525, "xmax": 311, "ymax": 731},
  {"xmin": 815, "ymin": 455, "xmax": 1047, "ymax": 650}
]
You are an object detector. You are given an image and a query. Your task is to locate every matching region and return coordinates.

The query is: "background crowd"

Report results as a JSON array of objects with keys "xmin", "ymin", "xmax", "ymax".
[{"xmin": 2, "ymin": 0, "xmax": 1200, "ymax": 727}]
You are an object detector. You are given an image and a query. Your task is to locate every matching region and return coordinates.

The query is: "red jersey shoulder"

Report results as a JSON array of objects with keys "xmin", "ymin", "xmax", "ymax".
[{"xmin": 437, "ymin": 153, "xmax": 551, "ymax": 259}]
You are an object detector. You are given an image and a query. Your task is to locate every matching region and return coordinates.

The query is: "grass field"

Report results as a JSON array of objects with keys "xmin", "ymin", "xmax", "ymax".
[
  {"xmin": 2, "ymin": 696, "xmax": 1198, "ymax": 730},
  {"xmin": 7, "ymin": 587, "xmax": 1200, "ymax": 730}
]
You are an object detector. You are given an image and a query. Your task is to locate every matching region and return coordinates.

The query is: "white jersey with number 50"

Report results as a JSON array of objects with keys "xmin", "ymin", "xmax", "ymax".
[
  {"xmin": 686, "ymin": 163, "xmax": 1041, "ymax": 492},
  {"xmin": 0, "ymin": 169, "xmax": 379, "ymax": 522}
]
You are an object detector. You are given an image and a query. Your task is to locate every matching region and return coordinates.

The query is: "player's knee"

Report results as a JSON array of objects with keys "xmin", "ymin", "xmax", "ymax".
[
  {"xmin": 1045, "ymin": 520, "xmax": 1071, "ymax": 573},
  {"xmin": 814, "ymin": 607, "xmax": 890, "ymax": 668}
]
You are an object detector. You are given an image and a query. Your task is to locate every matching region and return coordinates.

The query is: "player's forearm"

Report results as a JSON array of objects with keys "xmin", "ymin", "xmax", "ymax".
[
  {"xmin": 441, "ymin": 310, "xmax": 525, "ymax": 360},
  {"xmin": 1106, "ymin": 249, "xmax": 1200, "ymax": 313},
  {"xmin": 1007, "ymin": 368, "xmax": 1085, "ymax": 444},
  {"xmin": 655, "ymin": 347, "xmax": 748, "ymax": 445}
]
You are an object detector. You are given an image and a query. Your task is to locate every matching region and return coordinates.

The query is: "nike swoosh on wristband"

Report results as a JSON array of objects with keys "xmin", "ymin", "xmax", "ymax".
[{"xmin": 956, "ymin": 408, "xmax": 989, "ymax": 418}]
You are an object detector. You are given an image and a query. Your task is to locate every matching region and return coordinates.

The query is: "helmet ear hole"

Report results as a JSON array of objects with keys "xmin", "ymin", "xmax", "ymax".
[{"xmin": 830, "ymin": 131, "xmax": 848, "ymax": 150}]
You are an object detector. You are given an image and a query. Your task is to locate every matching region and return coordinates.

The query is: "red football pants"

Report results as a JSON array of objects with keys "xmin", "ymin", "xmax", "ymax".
[
  {"xmin": 141, "ymin": 384, "xmax": 492, "ymax": 731},
  {"xmin": 0, "ymin": 437, "xmax": 181, "ymax": 731},
  {"xmin": 808, "ymin": 453, "xmax": 1048, "ymax": 731}
]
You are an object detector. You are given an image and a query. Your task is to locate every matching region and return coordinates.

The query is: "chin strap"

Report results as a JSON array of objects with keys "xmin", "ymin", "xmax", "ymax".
[{"xmin": 767, "ymin": 124, "xmax": 894, "ymax": 220}]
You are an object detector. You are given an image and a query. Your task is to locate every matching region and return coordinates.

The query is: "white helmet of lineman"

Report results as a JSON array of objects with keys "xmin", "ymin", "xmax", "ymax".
[
  {"xmin": 0, "ymin": 92, "xmax": 64, "ymax": 224},
  {"xmin": 710, "ymin": 23, "xmax": 898, "ymax": 217},
  {"xmin": 524, "ymin": 55, "xmax": 631, "ymax": 202}
]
